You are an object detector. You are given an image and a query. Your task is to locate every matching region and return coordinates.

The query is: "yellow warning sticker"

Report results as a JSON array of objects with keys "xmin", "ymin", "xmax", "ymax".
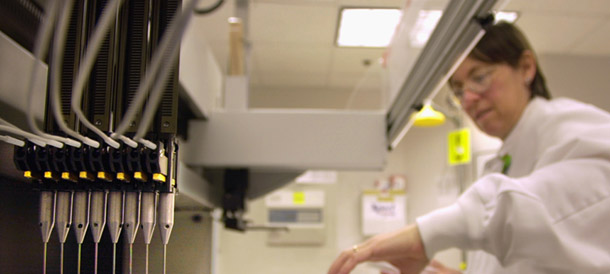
[
  {"xmin": 293, "ymin": 191, "xmax": 305, "ymax": 205},
  {"xmin": 448, "ymin": 128, "xmax": 471, "ymax": 165}
]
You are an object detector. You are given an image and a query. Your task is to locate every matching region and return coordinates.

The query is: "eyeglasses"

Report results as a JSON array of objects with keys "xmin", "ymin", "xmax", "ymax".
[{"xmin": 450, "ymin": 65, "xmax": 497, "ymax": 102}]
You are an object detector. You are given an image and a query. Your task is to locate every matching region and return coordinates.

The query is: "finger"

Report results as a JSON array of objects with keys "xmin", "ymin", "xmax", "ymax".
[
  {"xmin": 337, "ymin": 255, "xmax": 360, "ymax": 274},
  {"xmin": 428, "ymin": 259, "xmax": 443, "ymax": 268},
  {"xmin": 327, "ymin": 249, "xmax": 353, "ymax": 274},
  {"xmin": 336, "ymin": 245, "xmax": 373, "ymax": 274}
]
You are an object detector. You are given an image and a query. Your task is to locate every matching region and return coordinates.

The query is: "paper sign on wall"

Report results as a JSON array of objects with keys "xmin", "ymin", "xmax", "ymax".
[{"xmin": 361, "ymin": 190, "xmax": 407, "ymax": 236}]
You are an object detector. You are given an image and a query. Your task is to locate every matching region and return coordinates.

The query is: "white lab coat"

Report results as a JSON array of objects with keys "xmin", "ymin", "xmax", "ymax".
[{"xmin": 416, "ymin": 97, "xmax": 610, "ymax": 273}]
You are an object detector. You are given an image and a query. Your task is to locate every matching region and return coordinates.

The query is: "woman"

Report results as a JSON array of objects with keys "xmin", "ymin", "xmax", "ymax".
[{"xmin": 328, "ymin": 22, "xmax": 610, "ymax": 274}]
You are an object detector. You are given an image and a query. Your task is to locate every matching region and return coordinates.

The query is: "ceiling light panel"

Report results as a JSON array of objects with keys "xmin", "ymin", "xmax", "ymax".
[{"xmin": 337, "ymin": 8, "xmax": 402, "ymax": 47}]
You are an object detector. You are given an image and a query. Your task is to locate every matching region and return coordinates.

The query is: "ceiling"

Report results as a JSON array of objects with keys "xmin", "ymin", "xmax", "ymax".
[{"xmin": 189, "ymin": 0, "xmax": 610, "ymax": 109}]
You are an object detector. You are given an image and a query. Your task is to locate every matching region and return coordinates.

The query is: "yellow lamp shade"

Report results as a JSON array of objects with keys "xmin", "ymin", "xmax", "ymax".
[{"xmin": 412, "ymin": 104, "xmax": 445, "ymax": 127}]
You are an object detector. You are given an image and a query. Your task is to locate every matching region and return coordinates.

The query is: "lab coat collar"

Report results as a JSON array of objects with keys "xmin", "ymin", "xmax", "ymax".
[{"xmin": 498, "ymin": 97, "xmax": 547, "ymax": 157}]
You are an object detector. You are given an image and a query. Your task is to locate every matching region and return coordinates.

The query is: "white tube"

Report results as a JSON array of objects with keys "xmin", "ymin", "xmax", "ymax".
[
  {"xmin": 0, "ymin": 118, "xmax": 59, "ymax": 147},
  {"xmin": 117, "ymin": 135, "xmax": 139, "ymax": 149},
  {"xmin": 137, "ymin": 138, "xmax": 157, "ymax": 150},
  {"xmin": 0, "ymin": 125, "xmax": 52, "ymax": 147},
  {"xmin": 0, "ymin": 135, "xmax": 25, "ymax": 147}
]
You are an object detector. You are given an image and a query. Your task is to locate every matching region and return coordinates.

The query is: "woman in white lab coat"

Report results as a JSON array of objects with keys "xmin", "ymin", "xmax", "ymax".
[{"xmin": 327, "ymin": 22, "xmax": 610, "ymax": 274}]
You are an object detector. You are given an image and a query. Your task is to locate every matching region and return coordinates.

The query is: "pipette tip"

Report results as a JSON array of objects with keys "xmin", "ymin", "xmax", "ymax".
[
  {"xmin": 145, "ymin": 244, "xmax": 149, "ymax": 274},
  {"xmin": 112, "ymin": 243, "xmax": 117, "ymax": 274},
  {"xmin": 163, "ymin": 244, "xmax": 167, "ymax": 274},
  {"xmin": 129, "ymin": 244, "xmax": 133, "ymax": 274},
  {"xmin": 77, "ymin": 244, "xmax": 82, "ymax": 274},
  {"xmin": 94, "ymin": 243, "xmax": 98, "ymax": 274},
  {"xmin": 60, "ymin": 243, "xmax": 64, "ymax": 274},
  {"xmin": 43, "ymin": 242, "xmax": 47, "ymax": 274}
]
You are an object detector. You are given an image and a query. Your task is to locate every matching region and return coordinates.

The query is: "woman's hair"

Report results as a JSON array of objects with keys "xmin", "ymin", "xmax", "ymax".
[{"xmin": 469, "ymin": 21, "xmax": 551, "ymax": 99}]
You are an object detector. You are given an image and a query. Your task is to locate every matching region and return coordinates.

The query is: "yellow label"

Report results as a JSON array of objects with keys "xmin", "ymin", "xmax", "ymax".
[
  {"xmin": 293, "ymin": 191, "xmax": 305, "ymax": 205},
  {"xmin": 98, "ymin": 171, "xmax": 113, "ymax": 181},
  {"xmin": 153, "ymin": 173, "xmax": 166, "ymax": 182},
  {"xmin": 44, "ymin": 171, "xmax": 53, "ymax": 179},
  {"xmin": 24, "ymin": 171, "xmax": 32, "ymax": 178},
  {"xmin": 117, "ymin": 173, "xmax": 126, "ymax": 181},
  {"xmin": 377, "ymin": 196, "xmax": 395, "ymax": 202},
  {"xmin": 363, "ymin": 189, "xmax": 406, "ymax": 195},
  {"xmin": 79, "ymin": 171, "xmax": 94, "ymax": 181},
  {"xmin": 448, "ymin": 128, "xmax": 471, "ymax": 165},
  {"xmin": 134, "ymin": 172, "xmax": 146, "ymax": 181}
]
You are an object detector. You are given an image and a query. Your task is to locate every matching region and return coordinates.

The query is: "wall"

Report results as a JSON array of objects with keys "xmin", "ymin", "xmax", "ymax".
[
  {"xmin": 249, "ymin": 87, "xmax": 383, "ymax": 110},
  {"xmin": 215, "ymin": 121, "xmax": 463, "ymax": 274},
  {"xmin": 130, "ymin": 210, "xmax": 214, "ymax": 274},
  {"xmin": 539, "ymin": 54, "xmax": 610, "ymax": 110},
  {"xmin": 210, "ymin": 53, "xmax": 610, "ymax": 274}
]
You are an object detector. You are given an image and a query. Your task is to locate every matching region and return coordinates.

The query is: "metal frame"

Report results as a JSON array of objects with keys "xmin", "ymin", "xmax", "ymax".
[
  {"xmin": 181, "ymin": 110, "xmax": 388, "ymax": 170},
  {"xmin": 386, "ymin": 0, "xmax": 500, "ymax": 148}
]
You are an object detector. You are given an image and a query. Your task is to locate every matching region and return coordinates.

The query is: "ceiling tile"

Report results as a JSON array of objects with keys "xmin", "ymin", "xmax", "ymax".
[
  {"xmin": 502, "ymin": 0, "xmax": 545, "ymax": 11},
  {"xmin": 250, "ymin": 2, "xmax": 337, "ymax": 44},
  {"xmin": 328, "ymin": 71, "xmax": 384, "ymax": 91},
  {"xmin": 506, "ymin": 0, "xmax": 610, "ymax": 16},
  {"xmin": 257, "ymin": 71, "xmax": 329, "ymax": 88},
  {"xmin": 516, "ymin": 12, "xmax": 604, "ymax": 54},
  {"xmin": 414, "ymin": 0, "xmax": 450, "ymax": 10},
  {"xmin": 335, "ymin": 0, "xmax": 446, "ymax": 10},
  {"xmin": 184, "ymin": 0, "xmax": 610, "ymax": 110},
  {"xmin": 252, "ymin": 44, "xmax": 332, "ymax": 73},
  {"xmin": 330, "ymin": 47, "xmax": 386, "ymax": 74},
  {"xmin": 337, "ymin": 0, "xmax": 404, "ymax": 8},
  {"xmin": 253, "ymin": 0, "xmax": 336, "ymax": 4},
  {"xmin": 546, "ymin": 0, "xmax": 610, "ymax": 15}
]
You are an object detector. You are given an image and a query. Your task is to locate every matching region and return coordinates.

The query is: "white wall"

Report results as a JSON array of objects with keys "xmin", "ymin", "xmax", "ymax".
[
  {"xmin": 539, "ymin": 54, "xmax": 610, "ymax": 111},
  {"xmin": 130, "ymin": 210, "xmax": 214, "ymax": 274},
  {"xmin": 215, "ymin": 122, "xmax": 464, "ymax": 274},
  {"xmin": 249, "ymin": 87, "xmax": 383, "ymax": 110},
  {"xmin": 208, "ymin": 53, "xmax": 610, "ymax": 274}
]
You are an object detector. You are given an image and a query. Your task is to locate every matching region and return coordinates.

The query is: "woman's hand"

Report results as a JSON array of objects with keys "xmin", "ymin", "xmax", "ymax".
[
  {"xmin": 327, "ymin": 225, "xmax": 430, "ymax": 274},
  {"xmin": 421, "ymin": 260, "xmax": 462, "ymax": 274}
]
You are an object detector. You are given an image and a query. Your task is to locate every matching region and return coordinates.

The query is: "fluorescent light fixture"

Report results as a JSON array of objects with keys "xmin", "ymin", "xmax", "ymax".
[
  {"xmin": 494, "ymin": 11, "xmax": 519, "ymax": 23},
  {"xmin": 409, "ymin": 10, "xmax": 519, "ymax": 48},
  {"xmin": 337, "ymin": 8, "xmax": 402, "ymax": 47}
]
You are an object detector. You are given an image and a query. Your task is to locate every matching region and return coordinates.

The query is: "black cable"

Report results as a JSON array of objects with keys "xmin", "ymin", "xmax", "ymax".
[
  {"xmin": 413, "ymin": 103, "xmax": 423, "ymax": 111},
  {"xmin": 476, "ymin": 13, "xmax": 495, "ymax": 31},
  {"xmin": 194, "ymin": 0, "xmax": 224, "ymax": 15}
]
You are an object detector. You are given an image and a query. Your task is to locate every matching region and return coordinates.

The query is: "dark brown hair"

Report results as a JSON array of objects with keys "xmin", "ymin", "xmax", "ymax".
[{"xmin": 469, "ymin": 21, "xmax": 551, "ymax": 99}]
